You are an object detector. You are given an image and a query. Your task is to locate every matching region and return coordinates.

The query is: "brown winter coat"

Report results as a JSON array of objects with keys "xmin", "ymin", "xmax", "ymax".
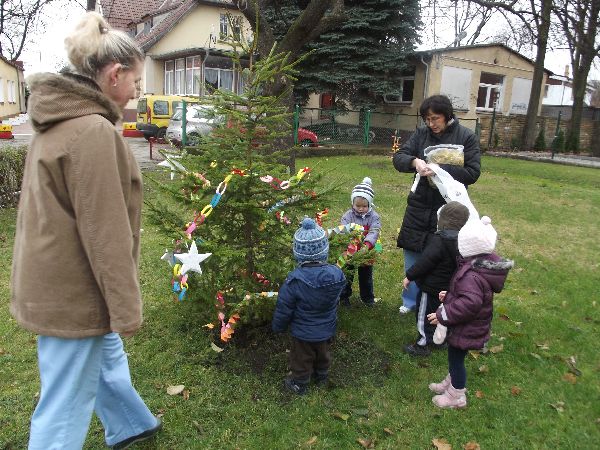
[{"xmin": 10, "ymin": 72, "xmax": 143, "ymax": 338}]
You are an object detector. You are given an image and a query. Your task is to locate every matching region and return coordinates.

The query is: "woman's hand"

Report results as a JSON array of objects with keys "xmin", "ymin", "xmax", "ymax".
[
  {"xmin": 402, "ymin": 277, "xmax": 410, "ymax": 290},
  {"xmin": 427, "ymin": 312, "xmax": 439, "ymax": 325},
  {"xmin": 412, "ymin": 158, "xmax": 435, "ymax": 177},
  {"xmin": 439, "ymin": 291, "xmax": 447, "ymax": 302}
]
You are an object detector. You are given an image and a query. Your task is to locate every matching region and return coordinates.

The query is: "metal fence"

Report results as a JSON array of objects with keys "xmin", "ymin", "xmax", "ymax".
[{"xmin": 295, "ymin": 106, "xmax": 479, "ymax": 148}]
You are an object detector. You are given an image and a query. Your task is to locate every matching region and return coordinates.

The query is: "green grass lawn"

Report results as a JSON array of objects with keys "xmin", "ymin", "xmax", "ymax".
[{"xmin": 1, "ymin": 155, "xmax": 599, "ymax": 449}]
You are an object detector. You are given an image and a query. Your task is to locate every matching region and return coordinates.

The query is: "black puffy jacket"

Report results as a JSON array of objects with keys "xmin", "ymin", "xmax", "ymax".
[
  {"xmin": 405, "ymin": 229, "xmax": 460, "ymax": 294},
  {"xmin": 393, "ymin": 119, "xmax": 481, "ymax": 252}
]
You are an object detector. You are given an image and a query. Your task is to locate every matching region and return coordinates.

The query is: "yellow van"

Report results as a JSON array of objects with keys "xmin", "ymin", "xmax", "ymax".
[{"xmin": 136, "ymin": 94, "xmax": 199, "ymax": 140}]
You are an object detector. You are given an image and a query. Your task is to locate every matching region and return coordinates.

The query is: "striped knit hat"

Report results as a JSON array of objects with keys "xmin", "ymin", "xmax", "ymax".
[
  {"xmin": 293, "ymin": 217, "xmax": 329, "ymax": 263},
  {"xmin": 351, "ymin": 177, "xmax": 375, "ymax": 207}
]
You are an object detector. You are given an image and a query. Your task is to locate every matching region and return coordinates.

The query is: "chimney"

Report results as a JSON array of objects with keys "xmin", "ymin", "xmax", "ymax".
[{"xmin": 564, "ymin": 65, "xmax": 570, "ymax": 78}]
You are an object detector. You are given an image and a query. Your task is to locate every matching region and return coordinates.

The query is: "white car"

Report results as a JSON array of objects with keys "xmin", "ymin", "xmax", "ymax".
[{"xmin": 165, "ymin": 105, "xmax": 220, "ymax": 146}]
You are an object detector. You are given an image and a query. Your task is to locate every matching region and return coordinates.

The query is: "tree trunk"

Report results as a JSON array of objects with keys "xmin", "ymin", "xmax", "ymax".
[{"xmin": 520, "ymin": 0, "xmax": 551, "ymax": 151}]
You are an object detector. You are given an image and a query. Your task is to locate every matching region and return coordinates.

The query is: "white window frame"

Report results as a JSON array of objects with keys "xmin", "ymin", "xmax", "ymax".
[
  {"xmin": 477, "ymin": 73, "xmax": 504, "ymax": 111},
  {"xmin": 204, "ymin": 67, "xmax": 234, "ymax": 93},
  {"xmin": 186, "ymin": 56, "xmax": 201, "ymax": 96},
  {"xmin": 174, "ymin": 58, "xmax": 185, "ymax": 95},
  {"xmin": 220, "ymin": 14, "xmax": 228, "ymax": 38},
  {"xmin": 164, "ymin": 61, "xmax": 174, "ymax": 95}
]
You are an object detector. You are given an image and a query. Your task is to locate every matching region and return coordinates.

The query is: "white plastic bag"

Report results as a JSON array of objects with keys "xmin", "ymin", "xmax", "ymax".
[{"xmin": 428, "ymin": 163, "xmax": 479, "ymax": 222}]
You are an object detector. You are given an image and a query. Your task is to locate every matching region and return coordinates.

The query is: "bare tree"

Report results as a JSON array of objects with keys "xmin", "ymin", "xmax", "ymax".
[
  {"xmin": 553, "ymin": 0, "xmax": 600, "ymax": 152},
  {"xmin": 0, "ymin": 0, "xmax": 83, "ymax": 61}
]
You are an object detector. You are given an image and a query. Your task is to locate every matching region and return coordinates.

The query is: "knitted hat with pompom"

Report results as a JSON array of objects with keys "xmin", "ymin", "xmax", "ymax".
[
  {"xmin": 351, "ymin": 177, "xmax": 375, "ymax": 207},
  {"xmin": 293, "ymin": 217, "xmax": 329, "ymax": 263}
]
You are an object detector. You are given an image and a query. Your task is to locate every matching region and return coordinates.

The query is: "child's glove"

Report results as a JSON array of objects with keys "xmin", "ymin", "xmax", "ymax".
[{"xmin": 433, "ymin": 324, "xmax": 447, "ymax": 344}]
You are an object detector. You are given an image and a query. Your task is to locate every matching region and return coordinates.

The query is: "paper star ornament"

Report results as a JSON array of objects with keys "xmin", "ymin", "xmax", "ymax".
[
  {"xmin": 157, "ymin": 155, "xmax": 186, "ymax": 180},
  {"xmin": 161, "ymin": 250, "xmax": 176, "ymax": 266},
  {"xmin": 174, "ymin": 241, "xmax": 211, "ymax": 275}
]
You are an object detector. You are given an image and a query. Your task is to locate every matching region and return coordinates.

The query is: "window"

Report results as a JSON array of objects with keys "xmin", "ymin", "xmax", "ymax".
[
  {"xmin": 440, "ymin": 66, "xmax": 472, "ymax": 110},
  {"xmin": 220, "ymin": 14, "xmax": 228, "ymax": 38},
  {"xmin": 236, "ymin": 70, "xmax": 245, "ymax": 94},
  {"xmin": 477, "ymin": 72, "xmax": 504, "ymax": 110},
  {"xmin": 383, "ymin": 77, "xmax": 415, "ymax": 104},
  {"xmin": 509, "ymin": 77, "xmax": 532, "ymax": 115},
  {"xmin": 186, "ymin": 56, "xmax": 201, "ymax": 95},
  {"xmin": 232, "ymin": 16, "xmax": 242, "ymax": 40},
  {"xmin": 10, "ymin": 80, "xmax": 16, "ymax": 103},
  {"xmin": 174, "ymin": 58, "xmax": 185, "ymax": 94},
  {"xmin": 153, "ymin": 100, "xmax": 169, "ymax": 116},
  {"xmin": 204, "ymin": 68, "xmax": 234, "ymax": 93},
  {"xmin": 164, "ymin": 61, "xmax": 174, "ymax": 95}
]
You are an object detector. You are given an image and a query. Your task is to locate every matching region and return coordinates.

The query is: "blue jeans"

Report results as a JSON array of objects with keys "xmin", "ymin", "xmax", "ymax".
[
  {"xmin": 448, "ymin": 345, "xmax": 468, "ymax": 389},
  {"xmin": 29, "ymin": 333, "xmax": 158, "ymax": 450},
  {"xmin": 402, "ymin": 249, "xmax": 421, "ymax": 310}
]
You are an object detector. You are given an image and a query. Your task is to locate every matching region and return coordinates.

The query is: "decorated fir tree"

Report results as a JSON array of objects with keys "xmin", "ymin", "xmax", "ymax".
[{"xmin": 148, "ymin": 31, "xmax": 375, "ymax": 347}]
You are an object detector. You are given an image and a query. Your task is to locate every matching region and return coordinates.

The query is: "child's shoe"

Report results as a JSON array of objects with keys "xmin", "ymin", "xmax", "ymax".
[
  {"xmin": 428, "ymin": 373, "xmax": 451, "ymax": 394},
  {"xmin": 432, "ymin": 385, "xmax": 467, "ymax": 409},
  {"xmin": 284, "ymin": 378, "xmax": 308, "ymax": 395},
  {"xmin": 312, "ymin": 371, "xmax": 329, "ymax": 387},
  {"xmin": 404, "ymin": 343, "xmax": 431, "ymax": 357},
  {"xmin": 433, "ymin": 324, "xmax": 447, "ymax": 344},
  {"xmin": 398, "ymin": 305, "xmax": 413, "ymax": 314}
]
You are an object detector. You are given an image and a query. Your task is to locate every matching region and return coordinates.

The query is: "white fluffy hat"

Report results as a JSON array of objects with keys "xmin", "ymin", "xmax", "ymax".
[{"xmin": 458, "ymin": 216, "xmax": 497, "ymax": 257}]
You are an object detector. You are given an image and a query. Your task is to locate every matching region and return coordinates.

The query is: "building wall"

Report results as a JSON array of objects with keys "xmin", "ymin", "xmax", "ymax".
[{"xmin": 0, "ymin": 60, "xmax": 23, "ymax": 120}]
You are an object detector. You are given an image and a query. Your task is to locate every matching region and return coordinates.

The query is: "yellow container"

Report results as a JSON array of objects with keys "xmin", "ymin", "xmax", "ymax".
[{"xmin": 0, "ymin": 123, "xmax": 13, "ymax": 139}]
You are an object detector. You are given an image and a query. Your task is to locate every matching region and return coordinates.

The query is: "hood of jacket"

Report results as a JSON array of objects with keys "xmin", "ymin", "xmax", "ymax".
[
  {"xmin": 457, "ymin": 253, "xmax": 513, "ymax": 293},
  {"xmin": 27, "ymin": 72, "xmax": 122, "ymax": 133},
  {"xmin": 289, "ymin": 263, "xmax": 346, "ymax": 293}
]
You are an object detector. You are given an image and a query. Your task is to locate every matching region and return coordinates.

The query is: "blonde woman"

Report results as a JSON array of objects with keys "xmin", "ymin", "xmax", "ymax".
[{"xmin": 11, "ymin": 12, "xmax": 161, "ymax": 449}]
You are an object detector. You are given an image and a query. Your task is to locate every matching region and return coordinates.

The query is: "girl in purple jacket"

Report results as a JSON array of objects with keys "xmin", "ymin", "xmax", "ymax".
[{"xmin": 427, "ymin": 216, "xmax": 513, "ymax": 409}]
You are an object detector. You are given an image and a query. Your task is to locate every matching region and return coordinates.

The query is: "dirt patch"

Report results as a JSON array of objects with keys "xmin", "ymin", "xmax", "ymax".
[{"xmin": 213, "ymin": 325, "xmax": 392, "ymax": 388}]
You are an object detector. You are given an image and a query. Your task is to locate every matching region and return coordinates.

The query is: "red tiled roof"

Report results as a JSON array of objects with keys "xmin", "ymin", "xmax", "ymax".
[{"xmin": 100, "ymin": 0, "xmax": 164, "ymax": 31}]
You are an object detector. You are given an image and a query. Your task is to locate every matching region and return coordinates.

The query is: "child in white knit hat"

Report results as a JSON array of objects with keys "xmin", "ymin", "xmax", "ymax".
[
  {"xmin": 427, "ymin": 215, "xmax": 513, "ymax": 409},
  {"xmin": 339, "ymin": 177, "xmax": 381, "ymax": 307}
]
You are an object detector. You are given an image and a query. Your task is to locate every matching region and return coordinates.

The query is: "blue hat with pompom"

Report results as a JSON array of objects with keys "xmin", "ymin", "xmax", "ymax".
[{"xmin": 293, "ymin": 217, "xmax": 329, "ymax": 263}]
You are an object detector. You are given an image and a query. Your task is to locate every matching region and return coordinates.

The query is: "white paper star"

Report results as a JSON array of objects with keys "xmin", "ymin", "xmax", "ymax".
[
  {"xmin": 174, "ymin": 241, "xmax": 211, "ymax": 275},
  {"xmin": 157, "ymin": 155, "xmax": 186, "ymax": 180}
]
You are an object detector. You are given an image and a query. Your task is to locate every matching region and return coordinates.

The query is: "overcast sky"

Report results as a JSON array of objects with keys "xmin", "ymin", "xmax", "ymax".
[{"xmin": 19, "ymin": 2, "xmax": 599, "ymax": 81}]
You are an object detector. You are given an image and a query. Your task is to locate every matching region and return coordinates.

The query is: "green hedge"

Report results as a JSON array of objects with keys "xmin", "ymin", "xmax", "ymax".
[{"xmin": 0, "ymin": 146, "xmax": 27, "ymax": 207}]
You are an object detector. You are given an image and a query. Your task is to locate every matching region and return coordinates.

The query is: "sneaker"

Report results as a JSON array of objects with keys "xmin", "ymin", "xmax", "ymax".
[
  {"xmin": 398, "ymin": 305, "xmax": 413, "ymax": 314},
  {"xmin": 404, "ymin": 343, "xmax": 431, "ymax": 357},
  {"xmin": 111, "ymin": 418, "xmax": 162, "ymax": 449},
  {"xmin": 284, "ymin": 378, "xmax": 308, "ymax": 395},
  {"xmin": 312, "ymin": 372, "xmax": 329, "ymax": 387}
]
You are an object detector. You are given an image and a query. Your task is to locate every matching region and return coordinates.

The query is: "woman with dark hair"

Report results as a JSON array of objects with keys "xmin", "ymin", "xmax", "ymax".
[
  {"xmin": 11, "ymin": 12, "xmax": 161, "ymax": 449},
  {"xmin": 392, "ymin": 95, "xmax": 481, "ymax": 355}
]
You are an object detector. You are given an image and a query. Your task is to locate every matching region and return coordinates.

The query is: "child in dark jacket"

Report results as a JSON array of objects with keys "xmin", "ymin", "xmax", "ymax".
[
  {"xmin": 402, "ymin": 201, "xmax": 470, "ymax": 357},
  {"xmin": 339, "ymin": 177, "xmax": 381, "ymax": 306},
  {"xmin": 427, "ymin": 216, "xmax": 513, "ymax": 409},
  {"xmin": 272, "ymin": 218, "xmax": 346, "ymax": 395}
]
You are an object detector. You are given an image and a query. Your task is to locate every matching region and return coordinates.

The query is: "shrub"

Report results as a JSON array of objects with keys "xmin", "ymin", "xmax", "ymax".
[
  {"xmin": 534, "ymin": 128, "xmax": 547, "ymax": 151},
  {"xmin": 552, "ymin": 129, "xmax": 565, "ymax": 154},
  {"xmin": 493, "ymin": 132, "xmax": 500, "ymax": 148},
  {"xmin": 510, "ymin": 136, "xmax": 521, "ymax": 151},
  {"xmin": 0, "ymin": 146, "xmax": 27, "ymax": 207}
]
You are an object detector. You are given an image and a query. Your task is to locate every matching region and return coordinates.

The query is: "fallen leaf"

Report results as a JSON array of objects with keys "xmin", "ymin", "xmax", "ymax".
[
  {"xmin": 499, "ymin": 314, "xmax": 510, "ymax": 321},
  {"xmin": 530, "ymin": 290, "xmax": 538, "ymax": 295},
  {"xmin": 549, "ymin": 401, "xmax": 565, "ymax": 413},
  {"xmin": 511, "ymin": 386, "xmax": 522, "ymax": 396},
  {"xmin": 514, "ymin": 321, "xmax": 523, "ymax": 326},
  {"xmin": 182, "ymin": 389, "xmax": 190, "ymax": 400},
  {"xmin": 304, "ymin": 436, "xmax": 318, "ymax": 446},
  {"xmin": 464, "ymin": 442, "xmax": 481, "ymax": 450},
  {"xmin": 192, "ymin": 420, "xmax": 203, "ymax": 433},
  {"xmin": 210, "ymin": 342, "xmax": 224, "ymax": 353},
  {"xmin": 333, "ymin": 411, "xmax": 350, "ymax": 421},
  {"xmin": 383, "ymin": 428, "xmax": 394, "ymax": 435},
  {"xmin": 478, "ymin": 365, "xmax": 489, "ymax": 373},
  {"xmin": 566, "ymin": 356, "xmax": 582, "ymax": 376},
  {"xmin": 167, "ymin": 384, "xmax": 185, "ymax": 396},
  {"xmin": 338, "ymin": 331, "xmax": 348, "ymax": 339},
  {"xmin": 563, "ymin": 373, "xmax": 577, "ymax": 384},
  {"xmin": 489, "ymin": 344, "xmax": 504, "ymax": 354},
  {"xmin": 357, "ymin": 437, "xmax": 374, "ymax": 448},
  {"xmin": 351, "ymin": 408, "xmax": 370, "ymax": 417},
  {"xmin": 535, "ymin": 342, "xmax": 550, "ymax": 350},
  {"xmin": 203, "ymin": 323, "xmax": 215, "ymax": 329},
  {"xmin": 156, "ymin": 408, "xmax": 165, "ymax": 419},
  {"xmin": 593, "ymin": 301, "xmax": 597, "ymax": 307},
  {"xmin": 530, "ymin": 352, "xmax": 542, "ymax": 360},
  {"xmin": 432, "ymin": 438, "xmax": 452, "ymax": 450},
  {"xmin": 468, "ymin": 350, "xmax": 480, "ymax": 360},
  {"xmin": 0, "ymin": 348, "xmax": 5, "ymax": 355},
  {"xmin": 475, "ymin": 390, "xmax": 484, "ymax": 399}
]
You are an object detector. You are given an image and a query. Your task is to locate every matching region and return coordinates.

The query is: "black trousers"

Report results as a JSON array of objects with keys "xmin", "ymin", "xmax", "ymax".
[
  {"xmin": 289, "ymin": 337, "xmax": 332, "ymax": 384},
  {"xmin": 415, "ymin": 289, "xmax": 441, "ymax": 346},
  {"xmin": 340, "ymin": 264, "xmax": 374, "ymax": 304}
]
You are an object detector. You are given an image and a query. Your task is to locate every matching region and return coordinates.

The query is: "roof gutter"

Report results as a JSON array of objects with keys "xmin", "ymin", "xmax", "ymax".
[{"xmin": 420, "ymin": 53, "xmax": 430, "ymax": 99}]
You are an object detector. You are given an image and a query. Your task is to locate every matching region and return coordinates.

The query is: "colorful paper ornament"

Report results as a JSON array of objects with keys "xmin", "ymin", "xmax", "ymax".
[{"xmin": 174, "ymin": 241, "xmax": 212, "ymax": 275}]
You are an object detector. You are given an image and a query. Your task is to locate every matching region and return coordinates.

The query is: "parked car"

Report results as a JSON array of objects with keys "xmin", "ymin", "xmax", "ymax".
[
  {"xmin": 166, "ymin": 104, "xmax": 221, "ymax": 146},
  {"xmin": 136, "ymin": 94, "xmax": 198, "ymax": 140},
  {"xmin": 166, "ymin": 103, "xmax": 319, "ymax": 148}
]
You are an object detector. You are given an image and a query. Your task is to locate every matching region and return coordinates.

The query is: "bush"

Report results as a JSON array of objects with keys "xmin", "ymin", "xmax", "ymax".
[
  {"xmin": 510, "ymin": 136, "xmax": 521, "ymax": 150},
  {"xmin": 493, "ymin": 132, "xmax": 500, "ymax": 148},
  {"xmin": 0, "ymin": 146, "xmax": 27, "ymax": 207},
  {"xmin": 552, "ymin": 129, "xmax": 565, "ymax": 154},
  {"xmin": 534, "ymin": 128, "xmax": 547, "ymax": 151}
]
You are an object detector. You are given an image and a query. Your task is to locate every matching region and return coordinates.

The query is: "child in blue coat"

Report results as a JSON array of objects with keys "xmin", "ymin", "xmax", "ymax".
[{"xmin": 272, "ymin": 218, "xmax": 346, "ymax": 395}]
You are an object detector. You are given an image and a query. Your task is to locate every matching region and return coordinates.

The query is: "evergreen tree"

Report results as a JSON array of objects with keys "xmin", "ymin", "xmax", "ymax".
[
  {"xmin": 534, "ymin": 127, "xmax": 547, "ymax": 151},
  {"xmin": 148, "ymin": 33, "xmax": 370, "ymax": 346},
  {"xmin": 264, "ymin": 0, "xmax": 421, "ymax": 108}
]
